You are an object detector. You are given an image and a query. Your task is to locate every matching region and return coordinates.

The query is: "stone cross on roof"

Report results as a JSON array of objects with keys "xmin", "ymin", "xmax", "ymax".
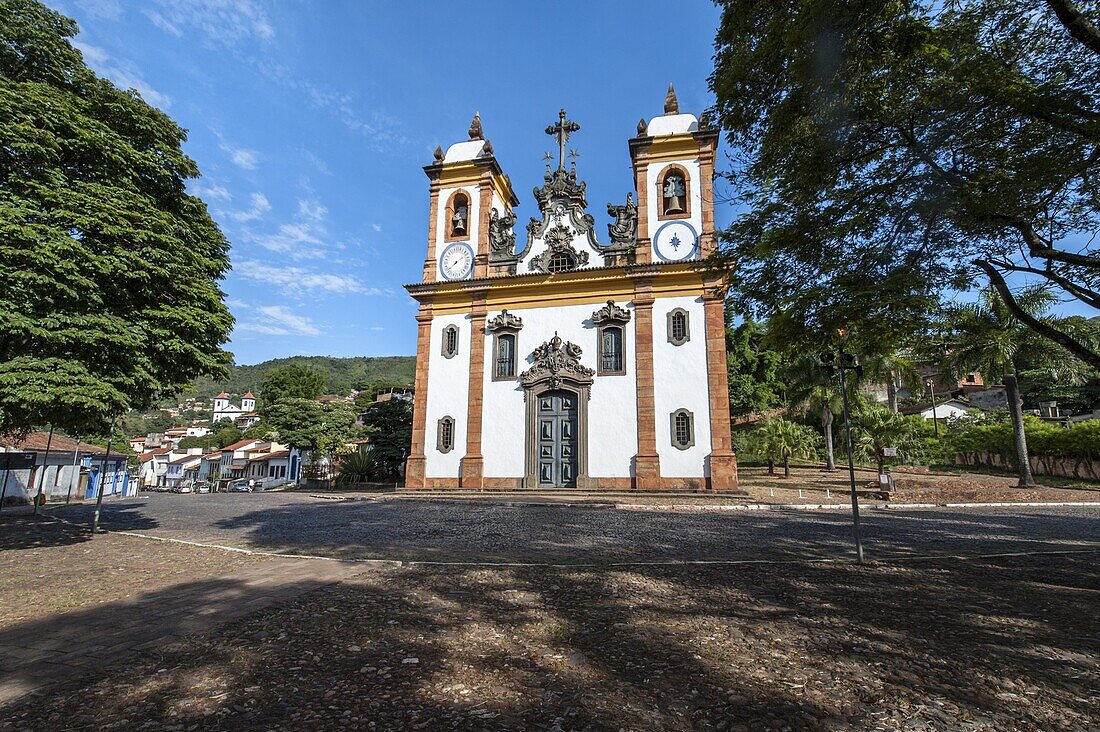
[{"xmin": 545, "ymin": 109, "xmax": 579, "ymax": 172}]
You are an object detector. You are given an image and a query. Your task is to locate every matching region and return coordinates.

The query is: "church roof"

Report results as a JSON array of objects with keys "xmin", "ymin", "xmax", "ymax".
[
  {"xmin": 443, "ymin": 139, "xmax": 487, "ymax": 163},
  {"xmin": 243, "ymin": 392, "xmax": 255, "ymax": 398}
]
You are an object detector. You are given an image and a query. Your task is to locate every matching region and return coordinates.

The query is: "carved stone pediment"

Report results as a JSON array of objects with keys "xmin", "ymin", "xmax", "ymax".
[
  {"xmin": 606, "ymin": 192, "xmax": 637, "ymax": 247},
  {"xmin": 528, "ymin": 223, "xmax": 591, "ymax": 273},
  {"xmin": 591, "ymin": 300, "xmax": 630, "ymax": 325},
  {"xmin": 521, "ymin": 333, "xmax": 595, "ymax": 390},
  {"xmin": 488, "ymin": 208, "xmax": 519, "ymax": 264},
  {"xmin": 487, "ymin": 310, "xmax": 523, "ymax": 332}
]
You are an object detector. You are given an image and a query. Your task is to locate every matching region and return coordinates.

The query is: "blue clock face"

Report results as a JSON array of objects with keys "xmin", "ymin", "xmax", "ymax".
[
  {"xmin": 653, "ymin": 221, "xmax": 699, "ymax": 262},
  {"xmin": 439, "ymin": 242, "xmax": 474, "ymax": 280}
]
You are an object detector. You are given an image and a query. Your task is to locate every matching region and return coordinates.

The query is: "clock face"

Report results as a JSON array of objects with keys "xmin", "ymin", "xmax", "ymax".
[
  {"xmin": 653, "ymin": 221, "xmax": 699, "ymax": 263},
  {"xmin": 439, "ymin": 242, "xmax": 474, "ymax": 280}
]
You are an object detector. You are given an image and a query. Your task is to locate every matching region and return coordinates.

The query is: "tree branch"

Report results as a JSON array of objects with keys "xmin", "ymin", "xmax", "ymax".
[
  {"xmin": 974, "ymin": 258, "xmax": 1100, "ymax": 370},
  {"xmin": 1044, "ymin": 0, "xmax": 1100, "ymax": 57},
  {"xmin": 990, "ymin": 259, "xmax": 1100, "ymax": 310},
  {"xmin": 988, "ymin": 213, "xmax": 1100, "ymax": 269}
]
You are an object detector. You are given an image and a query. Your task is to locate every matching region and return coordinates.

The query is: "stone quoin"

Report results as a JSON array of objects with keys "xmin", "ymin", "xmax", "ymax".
[{"xmin": 404, "ymin": 86, "xmax": 738, "ymax": 491}]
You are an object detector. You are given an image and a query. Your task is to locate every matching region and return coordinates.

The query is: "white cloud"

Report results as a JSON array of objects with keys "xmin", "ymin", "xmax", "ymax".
[
  {"xmin": 297, "ymin": 198, "xmax": 327, "ymax": 221},
  {"xmin": 220, "ymin": 142, "xmax": 259, "ymax": 170},
  {"xmin": 371, "ymin": 223, "xmax": 383, "ymax": 233},
  {"xmin": 249, "ymin": 222, "xmax": 324, "ymax": 257},
  {"xmin": 72, "ymin": 41, "xmax": 171, "ymax": 109},
  {"xmin": 234, "ymin": 260, "xmax": 385, "ymax": 296},
  {"xmin": 228, "ymin": 192, "xmax": 271, "ymax": 222},
  {"xmin": 232, "ymin": 301, "xmax": 321, "ymax": 337},
  {"xmin": 303, "ymin": 151, "xmax": 332, "ymax": 175},
  {"xmin": 74, "ymin": 0, "xmax": 122, "ymax": 20},
  {"xmin": 191, "ymin": 182, "xmax": 232, "ymax": 202},
  {"xmin": 146, "ymin": 0, "xmax": 274, "ymax": 45}
]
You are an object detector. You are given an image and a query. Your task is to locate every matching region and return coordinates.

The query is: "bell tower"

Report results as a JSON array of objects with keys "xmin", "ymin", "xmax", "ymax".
[
  {"xmin": 421, "ymin": 113, "xmax": 519, "ymax": 283},
  {"xmin": 629, "ymin": 83, "xmax": 719, "ymax": 266}
]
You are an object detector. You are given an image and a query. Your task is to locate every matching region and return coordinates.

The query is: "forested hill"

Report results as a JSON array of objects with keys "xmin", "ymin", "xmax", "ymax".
[{"xmin": 186, "ymin": 355, "xmax": 416, "ymax": 403}]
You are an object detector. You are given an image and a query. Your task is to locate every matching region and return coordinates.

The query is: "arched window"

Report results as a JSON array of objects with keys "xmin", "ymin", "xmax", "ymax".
[
  {"xmin": 658, "ymin": 166, "xmax": 691, "ymax": 220},
  {"xmin": 437, "ymin": 416, "xmax": 455, "ymax": 453},
  {"xmin": 442, "ymin": 325, "xmax": 459, "ymax": 359},
  {"xmin": 670, "ymin": 409, "xmax": 695, "ymax": 450},
  {"xmin": 599, "ymin": 325, "xmax": 624, "ymax": 375},
  {"xmin": 495, "ymin": 332, "xmax": 516, "ymax": 379},
  {"xmin": 547, "ymin": 250, "xmax": 576, "ymax": 273},
  {"xmin": 667, "ymin": 308, "xmax": 690, "ymax": 346},
  {"xmin": 445, "ymin": 190, "xmax": 471, "ymax": 240}
]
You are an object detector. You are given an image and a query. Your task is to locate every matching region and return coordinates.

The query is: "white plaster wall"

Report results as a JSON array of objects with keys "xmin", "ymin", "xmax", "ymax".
[
  {"xmin": 435, "ymin": 184, "xmax": 480, "ymax": 280},
  {"xmin": 424, "ymin": 313, "xmax": 470, "ymax": 477},
  {"xmin": 646, "ymin": 159, "xmax": 703, "ymax": 261},
  {"xmin": 652, "ymin": 296, "xmax": 712, "ymax": 477},
  {"xmin": 480, "ymin": 302, "xmax": 637, "ymax": 478}
]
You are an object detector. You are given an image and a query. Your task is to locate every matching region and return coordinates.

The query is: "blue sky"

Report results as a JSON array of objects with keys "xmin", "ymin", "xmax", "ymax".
[{"xmin": 53, "ymin": 0, "xmax": 728, "ymax": 365}]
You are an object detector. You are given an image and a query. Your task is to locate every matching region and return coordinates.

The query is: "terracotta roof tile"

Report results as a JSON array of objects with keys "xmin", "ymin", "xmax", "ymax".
[{"xmin": 1, "ymin": 431, "xmax": 85, "ymax": 453}]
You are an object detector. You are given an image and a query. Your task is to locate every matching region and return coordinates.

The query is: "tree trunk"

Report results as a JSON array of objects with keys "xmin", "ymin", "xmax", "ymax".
[
  {"xmin": 767, "ymin": 458, "xmax": 774, "ymax": 475},
  {"xmin": 783, "ymin": 456, "xmax": 790, "ymax": 478},
  {"xmin": 822, "ymin": 404, "xmax": 836, "ymax": 471},
  {"xmin": 1003, "ymin": 372, "xmax": 1036, "ymax": 487},
  {"xmin": 887, "ymin": 370, "xmax": 899, "ymax": 414}
]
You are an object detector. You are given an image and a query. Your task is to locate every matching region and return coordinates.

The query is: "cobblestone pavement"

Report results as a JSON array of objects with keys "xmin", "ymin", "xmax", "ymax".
[
  {"xmin": 2, "ymin": 554, "xmax": 1096, "ymax": 730},
  {"xmin": 45, "ymin": 492, "xmax": 1100, "ymax": 563}
]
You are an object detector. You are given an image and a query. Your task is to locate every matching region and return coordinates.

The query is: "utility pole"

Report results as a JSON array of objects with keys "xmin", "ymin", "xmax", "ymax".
[
  {"xmin": 32, "ymin": 424, "xmax": 55, "ymax": 515},
  {"xmin": 66, "ymin": 436, "xmax": 81, "ymax": 505},
  {"xmin": 821, "ymin": 337, "xmax": 866, "ymax": 564},
  {"xmin": 91, "ymin": 417, "xmax": 117, "ymax": 534}
]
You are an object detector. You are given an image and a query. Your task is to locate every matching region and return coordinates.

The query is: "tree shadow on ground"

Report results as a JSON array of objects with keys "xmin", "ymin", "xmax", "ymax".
[
  {"xmin": 0, "ymin": 515, "xmax": 96, "ymax": 550},
  {"xmin": 198, "ymin": 498, "xmax": 1100, "ymax": 564},
  {"xmin": 1, "ymin": 552, "xmax": 1096, "ymax": 730}
]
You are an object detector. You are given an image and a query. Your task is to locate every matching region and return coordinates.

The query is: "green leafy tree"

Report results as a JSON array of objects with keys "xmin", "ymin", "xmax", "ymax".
[
  {"xmin": 850, "ymin": 399, "xmax": 925, "ymax": 475},
  {"xmin": 750, "ymin": 417, "xmax": 821, "ymax": 477},
  {"xmin": 0, "ymin": 1, "xmax": 233, "ymax": 436},
  {"xmin": 711, "ymin": 0, "xmax": 1100, "ymax": 365},
  {"xmin": 358, "ymin": 398, "xmax": 413, "ymax": 482},
  {"xmin": 726, "ymin": 319, "xmax": 784, "ymax": 418},
  {"xmin": 337, "ymin": 451, "xmax": 379, "ymax": 485},
  {"xmin": 263, "ymin": 398, "xmax": 359, "ymax": 470},
  {"xmin": 943, "ymin": 286, "xmax": 1087, "ymax": 485},
  {"xmin": 259, "ymin": 365, "xmax": 326, "ymax": 406},
  {"xmin": 781, "ymin": 355, "xmax": 844, "ymax": 470}
]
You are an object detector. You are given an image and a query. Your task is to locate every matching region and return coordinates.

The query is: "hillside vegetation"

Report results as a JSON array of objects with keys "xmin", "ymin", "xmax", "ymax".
[{"xmin": 187, "ymin": 356, "xmax": 415, "ymax": 403}]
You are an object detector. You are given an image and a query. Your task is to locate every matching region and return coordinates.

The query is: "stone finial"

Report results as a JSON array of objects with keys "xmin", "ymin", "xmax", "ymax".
[
  {"xmin": 664, "ymin": 83, "xmax": 679, "ymax": 115},
  {"xmin": 433, "ymin": 145, "xmax": 444, "ymax": 163},
  {"xmin": 637, "ymin": 117, "xmax": 648, "ymax": 136},
  {"xmin": 481, "ymin": 138, "xmax": 494, "ymax": 156},
  {"xmin": 468, "ymin": 112, "xmax": 484, "ymax": 140},
  {"xmin": 699, "ymin": 109, "xmax": 713, "ymax": 129}
]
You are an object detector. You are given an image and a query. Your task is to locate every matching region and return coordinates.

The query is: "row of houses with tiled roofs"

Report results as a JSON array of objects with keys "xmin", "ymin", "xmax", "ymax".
[
  {"xmin": 128, "ymin": 424, "xmax": 212, "ymax": 453},
  {"xmin": 1, "ymin": 431, "xmax": 132, "ymax": 507},
  {"xmin": 137, "ymin": 438, "xmax": 301, "ymax": 491}
]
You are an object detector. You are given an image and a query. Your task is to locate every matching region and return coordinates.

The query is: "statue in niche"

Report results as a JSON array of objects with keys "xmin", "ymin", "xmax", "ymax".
[
  {"xmin": 488, "ymin": 208, "xmax": 516, "ymax": 254},
  {"xmin": 451, "ymin": 201, "xmax": 468, "ymax": 236},
  {"xmin": 663, "ymin": 174, "xmax": 686, "ymax": 214},
  {"xmin": 607, "ymin": 192, "xmax": 637, "ymax": 245}
]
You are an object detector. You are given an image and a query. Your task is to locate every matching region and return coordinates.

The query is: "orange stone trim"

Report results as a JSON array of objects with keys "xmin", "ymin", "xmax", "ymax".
[
  {"xmin": 473, "ymin": 172, "xmax": 493, "ymax": 280},
  {"xmin": 631, "ymin": 276, "xmax": 661, "ymax": 488},
  {"xmin": 423, "ymin": 181, "xmax": 441, "ymax": 282},
  {"xmin": 404, "ymin": 301, "xmax": 434, "ymax": 487},
  {"xmin": 698, "ymin": 138, "xmax": 717, "ymax": 257},
  {"xmin": 702, "ymin": 290, "xmax": 738, "ymax": 490},
  {"xmin": 460, "ymin": 290, "xmax": 488, "ymax": 487},
  {"xmin": 633, "ymin": 152, "xmax": 652, "ymax": 265}
]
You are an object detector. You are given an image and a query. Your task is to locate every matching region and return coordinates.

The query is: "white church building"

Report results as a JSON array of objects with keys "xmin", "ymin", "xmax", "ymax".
[
  {"xmin": 404, "ymin": 86, "xmax": 738, "ymax": 491},
  {"xmin": 212, "ymin": 392, "xmax": 256, "ymax": 424}
]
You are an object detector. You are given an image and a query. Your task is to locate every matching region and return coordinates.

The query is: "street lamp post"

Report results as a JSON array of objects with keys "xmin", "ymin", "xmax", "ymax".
[
  {"xmin": 927, "ymin": 378, "xmax": 940, "ymax": 437},
  {"xmin": 821, "ymin": 341, "xmax": 866, "ymax": 564}
]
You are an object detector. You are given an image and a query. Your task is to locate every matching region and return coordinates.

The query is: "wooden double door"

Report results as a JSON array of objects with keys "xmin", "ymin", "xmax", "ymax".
[{"xmin": 536, "ymin": 389, "xmax": 579, "ymax": 488}]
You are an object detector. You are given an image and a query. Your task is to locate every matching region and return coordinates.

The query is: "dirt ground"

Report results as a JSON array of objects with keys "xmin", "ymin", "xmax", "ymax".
[
  {"xmin": 0, "ymin": 514, "xmax": 269, "ymax": 631},
  {"xmin": 2, "ymin": 553, "xmax": 1096, "ymax": 731},
  {"xmin": 733, "ymin": 465, "xmax": 1100, "ymax": 505}
]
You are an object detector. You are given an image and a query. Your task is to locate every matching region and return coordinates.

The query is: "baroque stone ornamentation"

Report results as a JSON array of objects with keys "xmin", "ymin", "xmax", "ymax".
[
  {"xmin": 488, "ymin": 208, "xmax": 517, "ymax": 256},
  {"xmin": 664, "ymin": 83, "xmax": 679, "ymax": 115},
  {"xmin": 468, "ymin": 112, "xmax": 484, "ymax": 140},
  {"xmin": 606, "ymin": 192, "xmax": 638, "ymax": 246},
  {"xmin": 528, "ymin": 223, "xmax": 590, "ymax": 273},
  {"xmin": 487, "ymin": 309, "xmax": 523, "ymax": 332},
  {"xmin": 590, "ymin": 300, "xmax": 631, "ymax": 325},
  {"xmin": 521, "ymin": 332, "xmax": 595, "ymax": 390}
]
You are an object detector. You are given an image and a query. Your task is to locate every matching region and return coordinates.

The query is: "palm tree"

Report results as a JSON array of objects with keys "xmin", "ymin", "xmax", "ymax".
[
  {"xmin": 753, "ymin": 418, "xmax": 820, "ymax": 478},
  {"xmin": 943, "ymin": 286, "xmax": 1085, "ymax": 486},
  {"xmin": 859, "ymin": 349, "xmax": 922, "ymax": 414},
  {"xmin": 782, "ymin": 355, "xmax": 843, "ymax": 470}
]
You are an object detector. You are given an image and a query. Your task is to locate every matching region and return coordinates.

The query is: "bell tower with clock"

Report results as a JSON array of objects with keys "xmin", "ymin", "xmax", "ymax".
[{"xmin": 405, "ymin": 90, "xmax": 739, "ymax": 493}]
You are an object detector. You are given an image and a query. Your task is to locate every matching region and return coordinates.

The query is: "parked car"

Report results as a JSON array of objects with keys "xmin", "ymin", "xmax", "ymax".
[
  {"xmin": 195, "ymin": 481, "xmax": 211, "ymax": 494},
  {"xmin": 229, "ymin": 480, "xmax": 252, "ymax": 493},
  {"xmin": 175, "ymin": 482, "xmax": 193, "ymax": 494}
]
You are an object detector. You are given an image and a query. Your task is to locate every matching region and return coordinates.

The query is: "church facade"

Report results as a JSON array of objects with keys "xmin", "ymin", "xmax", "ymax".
[{"xmin": 404, "ymin": 86, "xmax": 738, "ymax": 491}]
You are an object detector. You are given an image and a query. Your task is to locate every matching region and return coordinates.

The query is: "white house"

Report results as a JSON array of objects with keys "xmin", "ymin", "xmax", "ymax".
[
  {"xmin": 164, "ymin": 453, "xmax": 205, "ymax": 489},
  {"xmin": 903, "ymin": 399, "xmax": 973, "ymax": 422},
  {"xmin": 212, "ymin": 392, "xmax": 256, "ymax": 424}
]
